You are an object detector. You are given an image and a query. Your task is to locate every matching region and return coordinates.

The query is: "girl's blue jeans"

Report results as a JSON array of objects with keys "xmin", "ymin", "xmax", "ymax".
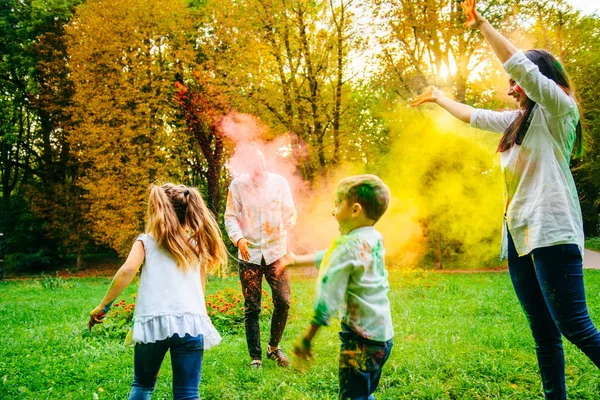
[
  {"xmin": 128, "ymin": 333, "xmax": 204, "ymax": 400},
  {"xmin": 507, "ymin": 232, "xmax": 600, "ymax": 400}
]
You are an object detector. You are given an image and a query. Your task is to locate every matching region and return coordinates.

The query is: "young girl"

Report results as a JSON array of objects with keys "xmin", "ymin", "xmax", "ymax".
[
  {"xmin": 88, "ymin": 183, "xmax": 227, "ymax": 400},
  {"xmin": 412, "ymin": 0, "xmax": 600, "ymax": 398}
]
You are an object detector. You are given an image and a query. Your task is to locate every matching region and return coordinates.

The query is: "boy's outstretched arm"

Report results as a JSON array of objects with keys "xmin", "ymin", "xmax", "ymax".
[
  {"xmin": 294, "ymin": 323, "xmax": 321, "ymax": 360},
  {"xmin": 274, "ymin": 250, "xmax": 326, "ymax": 276},
  {"xmin": 88, "ymin": 240, "xmax": 144, "ymax": 331},
  {"xmin": 292, "ymin": 252, "xmax": 317, "ymax": 267},
  {"xmin": 293, "ymin": 242, "xmax": 353, "ymax": 360}
]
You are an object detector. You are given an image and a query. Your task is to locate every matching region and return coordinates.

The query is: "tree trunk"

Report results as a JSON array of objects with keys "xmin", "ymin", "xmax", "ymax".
[
  {"xmin": 433, "ymin": 233, "xmax": 443, "ymax": 270},
  {"xmin": 76, "ymin": 247, "xmax": 83, "ymax": 270}
]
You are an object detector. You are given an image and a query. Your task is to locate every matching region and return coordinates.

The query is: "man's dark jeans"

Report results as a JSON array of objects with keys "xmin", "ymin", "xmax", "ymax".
[
  {"xmin": 239, "ymin": 257, "xmax": 290, "ymax": 360},
  {"xmin": 338, "ymin": 323, "xmax": 393, "ymax": 400},
  {"xmin": 507, "ymin": 232, "xmax": 600, "ymax": 400}
]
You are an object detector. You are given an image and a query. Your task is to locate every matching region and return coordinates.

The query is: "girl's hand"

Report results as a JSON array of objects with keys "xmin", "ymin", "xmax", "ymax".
[
  {"xmin": 410, "ymin": 87, "xmax": 441, "ymax": 107},
  {"xmin": 461, "ymin": 0, "xmax": 485, "ymax": 29},
  {"xmin": 88, "ymin": 305, "xmax": 107, "ymax": 331}
]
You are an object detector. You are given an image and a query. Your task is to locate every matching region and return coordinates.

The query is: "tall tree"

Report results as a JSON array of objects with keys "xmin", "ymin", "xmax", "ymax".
[
  {"xmin": 175, "ymin": 72, "xmax": 231, "ymax": 214},
  {"xmin": 67, "ymin": 0, "xmax": 197, "ymax": 255},
  {"xmin": 0, "ymin": 0, "xmax": 85, "ymax": 267},
  {"xmin": 202, "ymin": 0, "xmax": 363, "ymax": 179},
  {"xmin": 368, "ymin": 0, "xmax": 520, "ymax": 102}
]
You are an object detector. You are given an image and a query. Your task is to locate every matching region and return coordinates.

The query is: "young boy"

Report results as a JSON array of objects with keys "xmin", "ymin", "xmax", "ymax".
[{"xmin": 291, "ymin": 174, "xmax": 394, "ymax": 400}]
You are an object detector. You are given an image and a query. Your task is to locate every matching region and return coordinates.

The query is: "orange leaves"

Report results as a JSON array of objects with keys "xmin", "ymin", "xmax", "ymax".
[
  {"xmin": 174, "ymin": 81, "xmax": 188, "ymax": 93},
  {"xmin": 65, "ymin": 0, "xmax": 199, "ymax": 257}
]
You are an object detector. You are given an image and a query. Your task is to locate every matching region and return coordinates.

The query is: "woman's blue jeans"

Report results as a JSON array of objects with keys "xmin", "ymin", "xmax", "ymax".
[
  {"xmin": 507, "ymin": 233, "xmax": 600, "ymax": 399},
  {"xmin": 128, "ymin": 333, "xmax": 204, "ymax": 400}
]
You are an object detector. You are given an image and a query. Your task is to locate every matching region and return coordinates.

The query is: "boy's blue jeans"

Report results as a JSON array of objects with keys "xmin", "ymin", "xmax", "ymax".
[
  {"xmin": 338, "ymin": 324, "xmax": 393, "ymax": 400},
  {"xmin": 128, "ymin": 333, "xmax": 204, "ymax": 400},
  {"xmin": 507, "ymin": 232, "xmax": 600, "ymax": 400}
]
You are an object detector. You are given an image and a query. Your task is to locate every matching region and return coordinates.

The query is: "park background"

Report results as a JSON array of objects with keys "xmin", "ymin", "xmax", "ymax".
[{"xmin": 1, "ymin": 0, "xmax": 600, "ymax": 398}]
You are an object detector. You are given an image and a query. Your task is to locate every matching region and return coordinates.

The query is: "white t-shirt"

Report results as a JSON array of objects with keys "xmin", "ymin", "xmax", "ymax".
[
  {"xmin": 132, "ymin": 234, "xmax": 221, "ymax": 348},
  {"xmin": 471, "ymin": 51, "xmax": 583, "ymax": 259}
]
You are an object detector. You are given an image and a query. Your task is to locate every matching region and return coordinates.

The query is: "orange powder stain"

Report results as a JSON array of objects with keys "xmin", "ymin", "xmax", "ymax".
[{"xmin": 262, "ymin": 222, "xmax": 277, "ymax": 236}]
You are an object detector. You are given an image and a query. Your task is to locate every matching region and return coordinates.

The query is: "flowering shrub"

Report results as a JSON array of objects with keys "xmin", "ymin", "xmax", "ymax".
[
  {"xmin": 88, "ymin": 286, "xmax": 276, "ymax": 340},
  {"xmin": 96, "ymin": 295, "xmax": 136, "ymax": 340},
  {"xmin": 206, "ymin": 286, "xmax": 273, "ymax": 335}
]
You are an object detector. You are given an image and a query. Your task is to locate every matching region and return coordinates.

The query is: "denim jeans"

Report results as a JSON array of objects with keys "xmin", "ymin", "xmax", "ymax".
[
  {"xmin": 128, "ymin": 333, "xmax": 204, "ymax": 400},
  {"xmin": 239, "ymin": 257, "xmax": 290, "ymax": 360},
  {"xmin": 338, "ymin": 324, "xmax": 393, "ymax": 400},
  {"xmin": 507, "ymin": 232, "xmax": 600, "ymax": 400}
]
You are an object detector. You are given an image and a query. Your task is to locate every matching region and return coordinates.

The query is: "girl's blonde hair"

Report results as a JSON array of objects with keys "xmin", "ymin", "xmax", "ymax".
[{"xmin": 146, "ymin": 183, "xmax": 228, "ymax": 275}]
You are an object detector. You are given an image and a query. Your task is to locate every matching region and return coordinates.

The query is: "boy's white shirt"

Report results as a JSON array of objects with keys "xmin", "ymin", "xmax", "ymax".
[
  {"xmin": 224, "ymin": 172, "xmax": 297, "ymax": 265},
  {"xmin": 312, "ymin": 226, "xmax": 394, "ymax": 343},
  {"xmin": 470, "ymin": 51, "xmax": 583, "ymax": 259}
]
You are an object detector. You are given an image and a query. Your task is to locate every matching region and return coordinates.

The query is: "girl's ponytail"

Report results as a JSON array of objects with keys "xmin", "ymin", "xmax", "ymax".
[
  {"xmin": 186, "ymin": 188, "xmax": 228, "ymax": 276},
  {"xmin": 146, "ymin": 183, "xmax": 227, "ymax": 274}
]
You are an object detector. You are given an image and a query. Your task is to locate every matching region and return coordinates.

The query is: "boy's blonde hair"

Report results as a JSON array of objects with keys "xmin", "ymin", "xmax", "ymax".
[
  {"xmin": 336, "ymin": 175, "xmax": 390, "ymax": 222},
  {"xmin": 146, "ymin": 183, "xmax": 228, "ymax": 275}
]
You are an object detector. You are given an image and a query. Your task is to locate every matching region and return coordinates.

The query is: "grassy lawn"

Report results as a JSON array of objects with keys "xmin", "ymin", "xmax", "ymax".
[
  {"xmin": 586, "ymin": 237, "xmax": 600, "ymax": 252},
  {"xmin": 2, "ymin": 269, "xmax": 600, "ymax": 399}
]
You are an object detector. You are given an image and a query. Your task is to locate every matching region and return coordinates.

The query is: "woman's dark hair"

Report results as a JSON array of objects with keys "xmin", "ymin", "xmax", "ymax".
[{"xmin": 497, "ymin": 49, "xmax": 583, "ymax": 158}]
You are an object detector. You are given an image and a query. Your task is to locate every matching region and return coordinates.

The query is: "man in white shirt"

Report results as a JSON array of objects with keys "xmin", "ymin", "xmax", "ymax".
[{"xmin": 224, "ymin": 149, "xmax": 297, "ymax": 368}]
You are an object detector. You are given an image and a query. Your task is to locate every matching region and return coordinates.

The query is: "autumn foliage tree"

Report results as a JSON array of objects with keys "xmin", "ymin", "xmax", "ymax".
[
  {"xmin": 66, "ymin": 0, "xmax": 197, "ymax": 255},
  {"xmin": 0, "ymin": 0, "xmax": 88, "ymax": 268}
]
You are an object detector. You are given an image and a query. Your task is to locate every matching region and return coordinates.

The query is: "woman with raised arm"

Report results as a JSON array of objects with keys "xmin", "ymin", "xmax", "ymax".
[{"xmin": 412, "ymin": 0, "xmax": 600, "ymax": 398}]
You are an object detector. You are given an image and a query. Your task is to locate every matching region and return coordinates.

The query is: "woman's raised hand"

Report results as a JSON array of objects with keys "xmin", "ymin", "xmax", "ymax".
[
  {"xmin": 410, "ymin": 87, "xmax": 440, "ymax": 107},
  {"xmin": 461, "ymin": 0, "xmax": 485, "ymax": 29}
]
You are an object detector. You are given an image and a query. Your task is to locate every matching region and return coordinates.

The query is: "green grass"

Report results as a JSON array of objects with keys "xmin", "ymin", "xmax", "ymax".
[
  {"xmin": 1, "ymin": 270, "xmax": 600, "ymax": 399},
  {"xmin": 586, "ymin": 237, "xmax": 600, "ymax": 252}
]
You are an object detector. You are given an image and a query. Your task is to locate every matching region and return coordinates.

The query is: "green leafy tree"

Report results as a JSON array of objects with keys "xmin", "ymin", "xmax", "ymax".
[
  {"xmin": 0, "ymin": 0, "xmax": 84, "ymax": 269},
  {"xmin": 202, "ymin": 0, "xmax": 366, "ymax": 179},
  {"xmin": 367, "ymin": 0, "xmax": 521, "ymax": 102}
]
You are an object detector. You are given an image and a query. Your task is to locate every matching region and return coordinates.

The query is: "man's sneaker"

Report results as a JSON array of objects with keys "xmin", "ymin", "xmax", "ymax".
[
  {"xmin": 267, "ymin": 347, "xmax": 290, "ymax": 367},
  {"xmin": 249, "ymin": 359, "xmax": 263, "ymax": 369}
]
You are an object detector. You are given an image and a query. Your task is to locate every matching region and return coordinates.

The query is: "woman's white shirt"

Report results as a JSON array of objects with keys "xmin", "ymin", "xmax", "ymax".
[{"xmin": 470, "ymin": 51, "xmax": 583, "ymax": 259}]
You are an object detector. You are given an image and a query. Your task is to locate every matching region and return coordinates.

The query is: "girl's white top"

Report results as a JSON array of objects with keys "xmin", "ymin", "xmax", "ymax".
[
  {"xmin": 471, "ymin": 51, "xmax": 583, "ymax": 259},
  {"xmin": 132, "ymin": 234, "xmax": 221, "ymax": 348}
]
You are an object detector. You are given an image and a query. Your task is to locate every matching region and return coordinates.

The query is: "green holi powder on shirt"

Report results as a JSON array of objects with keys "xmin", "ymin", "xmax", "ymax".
[{"xmin": 371, "ymin": 240, "xmax": 384, "ymax": 274}]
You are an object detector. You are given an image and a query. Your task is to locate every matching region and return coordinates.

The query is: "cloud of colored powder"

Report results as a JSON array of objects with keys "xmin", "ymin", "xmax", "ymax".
[{"xmin": 220, "ymin": 104, "xmax": 505, "ymax": 269}]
